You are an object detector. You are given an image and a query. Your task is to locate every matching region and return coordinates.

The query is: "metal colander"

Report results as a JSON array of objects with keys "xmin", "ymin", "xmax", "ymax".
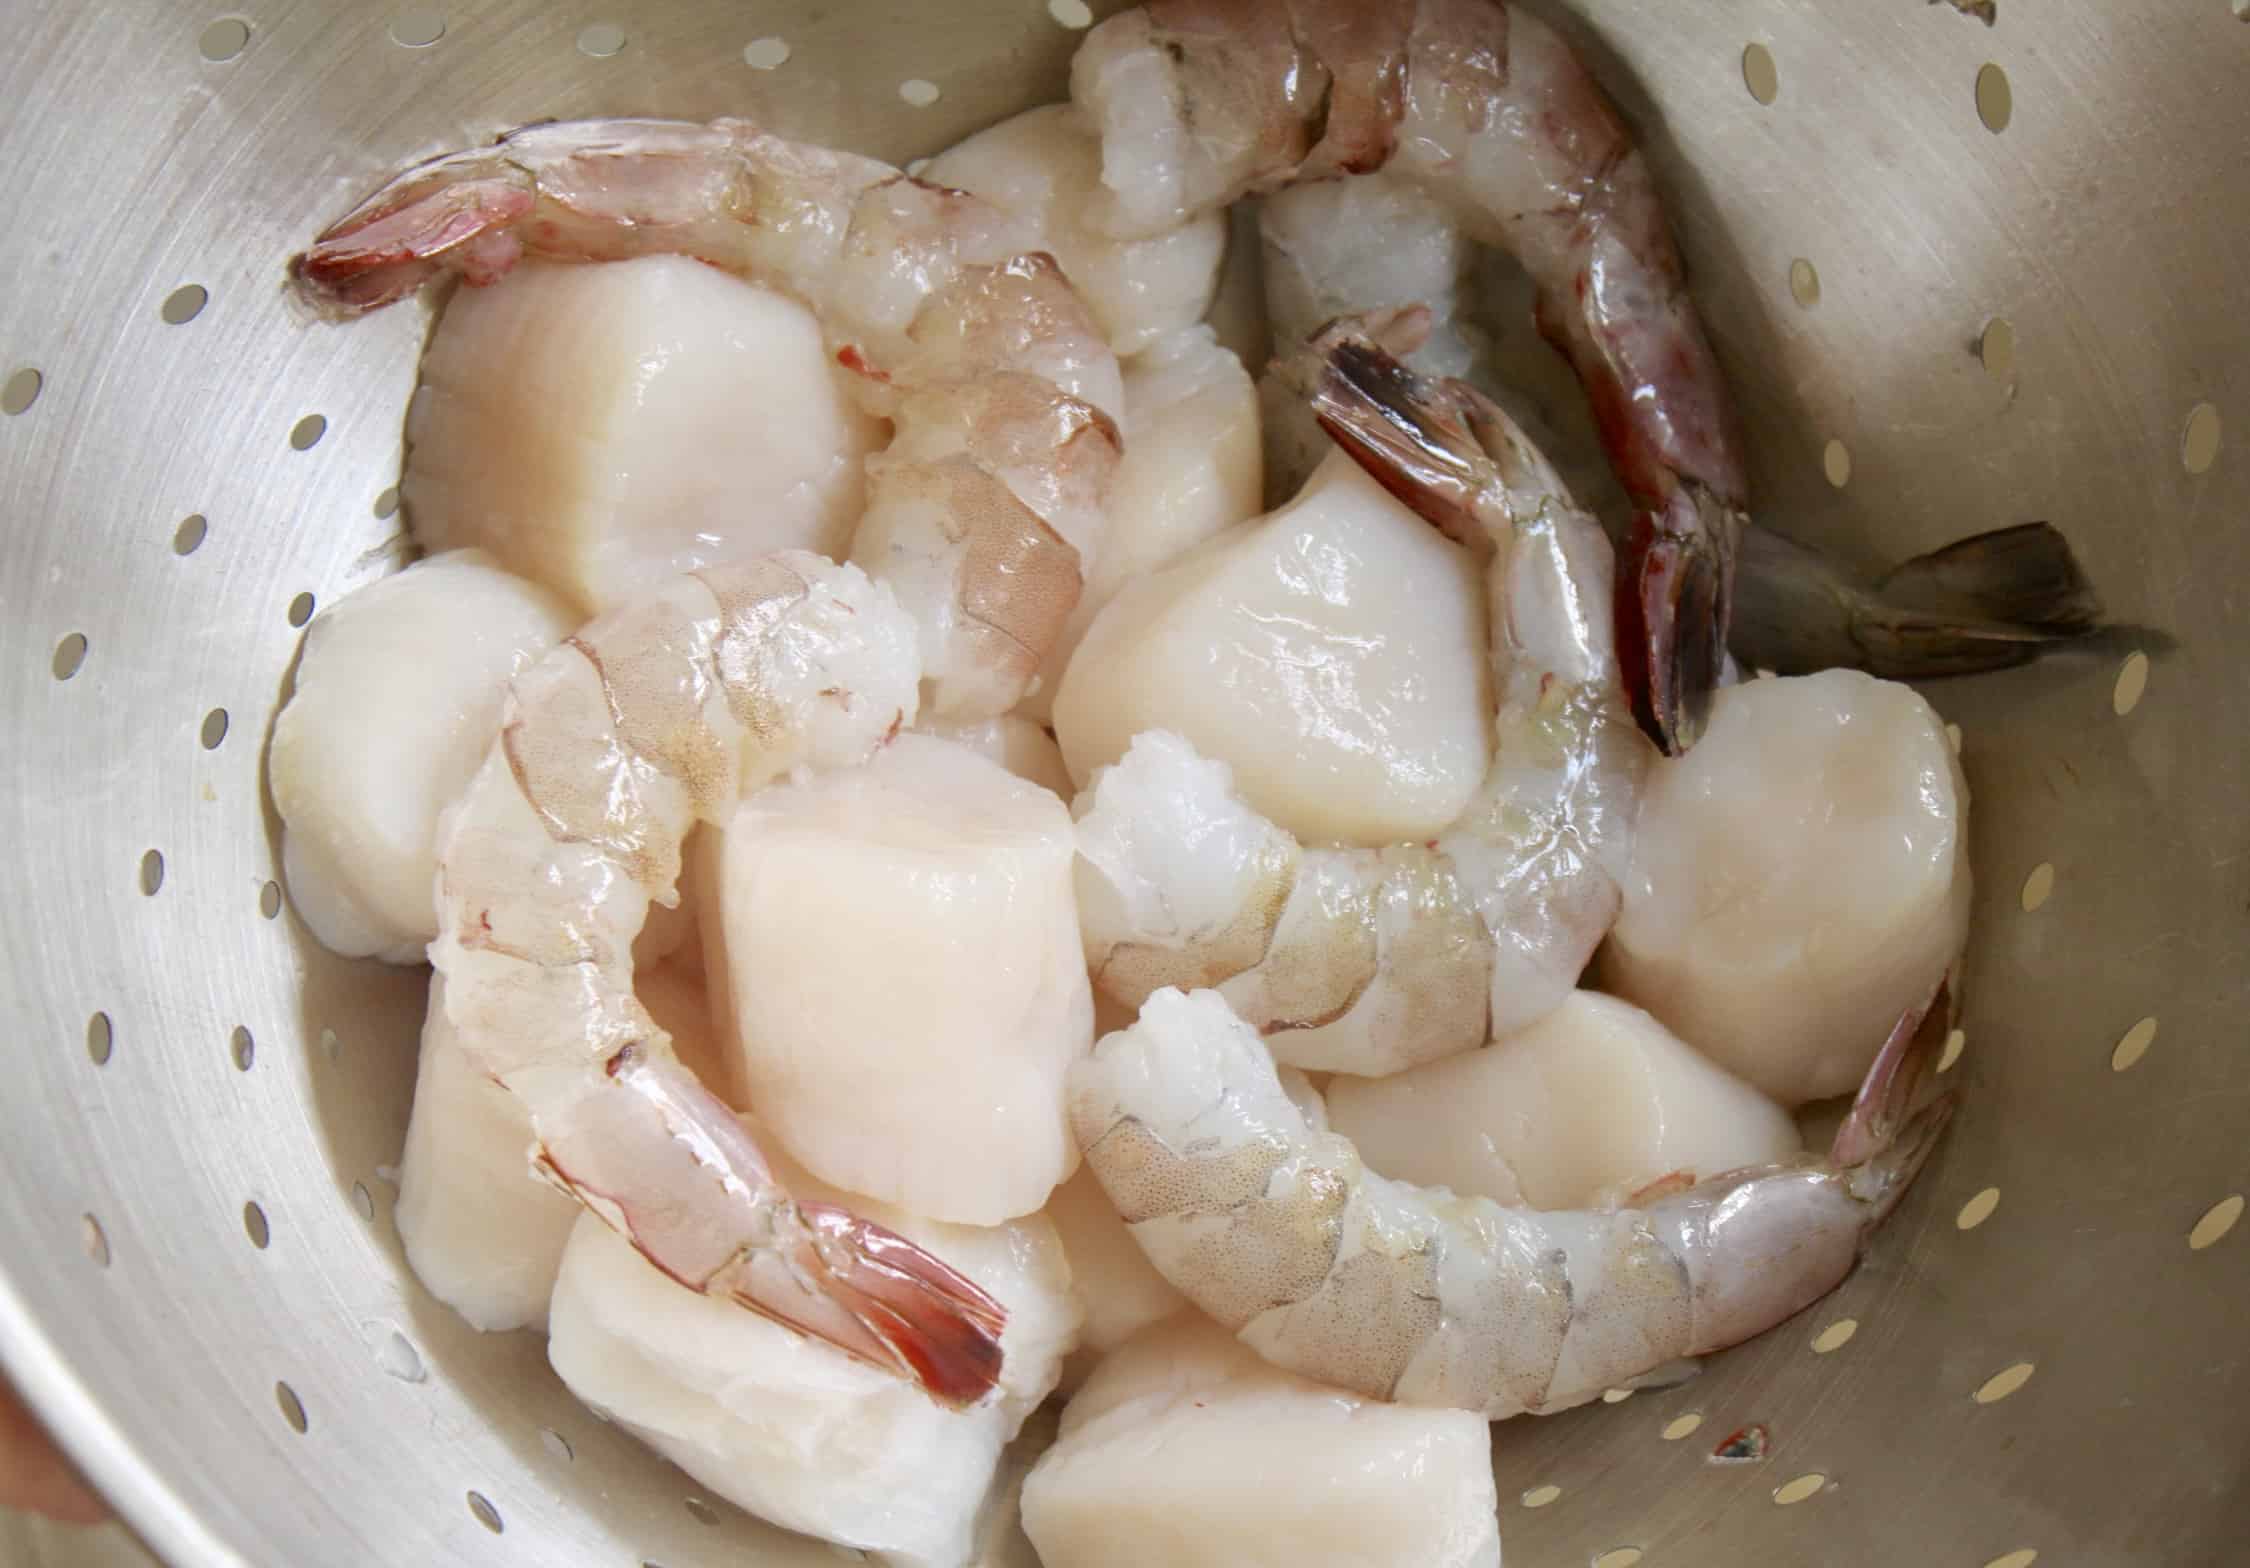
[{"xmin": 4, "ymin": 1, "xmax": 2245, "ymax": 1564}]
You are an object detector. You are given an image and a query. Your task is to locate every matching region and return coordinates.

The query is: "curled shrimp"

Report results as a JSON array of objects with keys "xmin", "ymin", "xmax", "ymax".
[
  {"xmin": 1070, "ymin": 0, "xmax": 1745, "ymax": 752},
  {"xmin": 1071, "ymin": 984, "xmax": 1952, "ymax": 1417},
  {"xmin": 429, "ymin": 553, "xmax": 1005, "ymax": 1405},
  {"xmin": 1073, "ymin": 321, "xmax": 1646, "ymax": 1072},
  {"xmin": 291, "ymin": 117, "xmax": 1123, "ymax": 721}
]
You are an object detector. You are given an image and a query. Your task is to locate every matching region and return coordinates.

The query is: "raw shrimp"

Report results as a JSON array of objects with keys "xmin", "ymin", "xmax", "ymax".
[
  {"xmin": 1070, "ymin": 985, "xmax": 1952, "ymax": 1417},
  {"xmin": 427, "ymin": 552, "xmax": 1007, "ymax": 1406},
  {"xmin": 1257, "ymin": 167, "xmax": 2104, "ymax": 683},
  {"xmin": 1074, "ymin": 326, "xmax": 1647, "ymax": 1071},
  {"xmin": 291, "ymin": 117, "xmax": 1123, "ymax": 721},
  {"xmin": 1070, "ymin": 0, "xmax": 1748, "ymax": 752}
]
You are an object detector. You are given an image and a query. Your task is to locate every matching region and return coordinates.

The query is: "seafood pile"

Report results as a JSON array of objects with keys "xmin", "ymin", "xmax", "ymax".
[{"xmin": 275, "ymin": 1, "xmax": 2096, "ymax": 1562}]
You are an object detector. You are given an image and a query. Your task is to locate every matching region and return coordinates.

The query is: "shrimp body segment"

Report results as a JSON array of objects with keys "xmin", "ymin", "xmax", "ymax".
[
  {"xmin": 430, "ymin": 555, "xmax": 1007, "ymax": 1407},
  {"xmin": 293, "ymin": 117, "xmax": 1123, "ymax": 722},
  {"xmin": 1074, "ymin": 331, "xmax": 1645, "ymax": 1072},
  {"xmin": 1072, "ymin": 0, "xmax": 1748, "ymax": 751},
  {"xmin": 1070, "ymin": 987, "xmax": 1951, "ymax": 1417}
]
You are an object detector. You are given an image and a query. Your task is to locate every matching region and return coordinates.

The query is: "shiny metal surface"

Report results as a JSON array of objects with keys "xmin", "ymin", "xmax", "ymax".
[{"xmin": 1, "ymin": 1, "xmax": 2245, "ymax": 1564}]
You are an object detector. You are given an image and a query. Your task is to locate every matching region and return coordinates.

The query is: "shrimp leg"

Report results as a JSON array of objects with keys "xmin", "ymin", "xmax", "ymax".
[
  {"xmin": 1071, "ymin": 0, "xmax": 1745, "ymax": 751},
  {"xmin": 1069, "ymin": 984, "xmax": 1952, "ymax": 1417},
  {"xmin": 433, "ymin": 557, "xmax": 1005, "ymax": 1405},
  {"xmin": 1074, "ymin": 326, "xmax": 1646, "ymax": 1070}
]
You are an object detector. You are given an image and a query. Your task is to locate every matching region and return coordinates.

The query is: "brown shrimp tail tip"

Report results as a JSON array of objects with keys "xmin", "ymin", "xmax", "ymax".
[
  {"xmin": 1618, "ymin": 486, "xmax": 1736, "ymax": 756},
  {"xmin": 1733, "ymin": 520, "xmax": 2102, "ymax": 680},
  {"xmin": 1873, "ymin": 521, "xmax": 2102, "ymax": 644},
  {"xmin": 1293, "ymin": 320, "xmax": 1512, "ymax": 549},
  {"xmin": 797, "ymin": 1202, "xmax": 1010, "ymax": 1408}
]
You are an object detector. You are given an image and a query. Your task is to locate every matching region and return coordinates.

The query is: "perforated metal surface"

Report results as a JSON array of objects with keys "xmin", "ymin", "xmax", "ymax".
[{"xmin": 2, "ymin": 3, "xmax": 2246, "ymax": 1565}]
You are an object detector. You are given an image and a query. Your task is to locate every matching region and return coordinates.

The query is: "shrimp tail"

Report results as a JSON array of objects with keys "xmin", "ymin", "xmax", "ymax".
[
  {"xmin": 1659, "ymin": 989, "xmax": 1954, "ymax": 1361},
  {"xmin": 539, "ymin": 1051, "xmax": 1008, "ymax": 1408},
  {"xmin": 1733, "ymin": 520, "xmax": 2102, "ymax": 678},
  {"xmin": 1293, "ymin": 319, "xmax": 1729, "ymax": 752},
  {"xmin": 792, "ymin": 1203, "xmax": 1012, "ymax": 1406},
  {"xmin": 1294, "ymin": 313, "xmax": 1579, "ymax": 546},
  {"xmin": 1844, "ymin": 1093, "xmax": 1957, "ymax": 1228},
  {"xmin": 1933, "ymin": 0, "xmax": 1998, "ymax": 24},
  {"xmin": 1830, "ymin": 975, "xmax": 1951, "ymax": 1176},
  {"xmin": 1822, "ymin": 971, "xmax": 1956, "ymax": 1233},
  {"xmin": 1619, "ymin": 501, "xmax": 1731, "ymax": 753},
  {"xmin": 1293, "ymin": 321, "xmax": 1489, "ymax": 546},
  {"xmin": 291, "ymin": 154, "xmax": 536, "ymax": 315},
  {"xmin": 1878, "ymin": 521, "xmax": 2101, "ymax": 634}
]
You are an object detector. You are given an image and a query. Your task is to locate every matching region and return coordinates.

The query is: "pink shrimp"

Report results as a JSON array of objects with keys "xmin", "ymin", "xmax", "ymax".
[
  {"xmin": 430, "ymin": 555, "xmax": 1005, "ymax": 1406},
  {"xmin": 1073, "ymin": 317, "xmax": 1647, "ymax": 1071},
  {"xmin": 1070, "ymin": 0, "xmax": 1746, "ymax": 753},
  {"xmin": 291, "ymin": 117, "xmax": 1123, "ymax": 722},
  {"xmin": 285, "ymin": 117, "xmax": 1158, "ymax": 1398},
  {"xmin": 1070, "ymin": 979, "xmax": 1954, "ymax": 1417}
]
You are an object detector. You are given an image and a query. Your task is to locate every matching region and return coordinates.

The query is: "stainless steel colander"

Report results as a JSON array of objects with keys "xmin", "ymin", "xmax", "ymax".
[{"xmin": 4, "ymin": 1, "xmax": 2246, "ymax": 1564}]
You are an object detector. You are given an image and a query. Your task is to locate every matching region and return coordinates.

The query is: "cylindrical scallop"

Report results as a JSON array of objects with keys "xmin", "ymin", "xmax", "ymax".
[
  {"xmin": 639, "ymin": 955, "xmax": 735, "ymax": 1106},
  {"xmin": 923, "ymin": 103, "xmax": 1226, "ymax": 356},
  {"xmin": 1020, "ymin": 325, "xmax": 1263, "ymax": 723},
  {"xmin": 395, "ymin": 976, "xmax": 578, "ymax": 1333},
  {"xmin": 710, "ymin": 733, "xmax": 1093, "ymax": 1224},
  {"xmin": 268, "ymin": 549, "xmax": 575, "ymax": 963},
  {"xmin": 1601, "ymin": 670, "xmax": 1971, "ymax": 1105},
  {"xmin": 403, "ymin": 256, "xmax": 883, "ymax": 615},
  {"xmin": 1054, "ymin": 451, "xmax": 1491, "ymax": 847},
  {"xmin": 1023, "ymin": 1314, "xmax": 1499, "ymax": 1568},
  {"xmin": 1043, "ymin": 1165, "xmax": 1187, "ymax": 1367},
  {"xmin": 915, "ymin": 715, "xmax": 1074, "ymax": 799},
  {"xmin": 548, "ymin": 1145, "xmax": 1078, "ymax": 1568},
  {"xmin": 1324, "ymin": 991, "xmax": 1800, "ymax": 1210}
]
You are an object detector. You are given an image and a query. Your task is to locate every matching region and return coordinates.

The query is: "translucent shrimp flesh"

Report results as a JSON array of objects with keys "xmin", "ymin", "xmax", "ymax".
[
  {"xmin": 1069, "ymin": 984, "xmax": 1952, "ymax": 1417},
  {"xmin": 428, "ymin": 554, "xmax": 1007, "ymax": 1406},
  {"xmin": 1073, "ymin": 327, "xmax": 1647, "ymax": 1071},
  {"xmin": 1070, "ymin": 0, "xmax": 1749, "ymax": 753}
]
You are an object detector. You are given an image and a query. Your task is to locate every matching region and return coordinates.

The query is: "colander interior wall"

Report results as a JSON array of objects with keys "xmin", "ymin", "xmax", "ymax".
[{"xmin": 3, "ymin": 2, "xmax": 2246, "ymax": 1564}]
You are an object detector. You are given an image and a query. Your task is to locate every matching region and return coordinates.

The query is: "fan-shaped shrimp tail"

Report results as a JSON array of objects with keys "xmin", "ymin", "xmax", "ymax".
[{"xmin": 1733, "ymin": 521, "xmax": 2102, "ymax": 679}]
